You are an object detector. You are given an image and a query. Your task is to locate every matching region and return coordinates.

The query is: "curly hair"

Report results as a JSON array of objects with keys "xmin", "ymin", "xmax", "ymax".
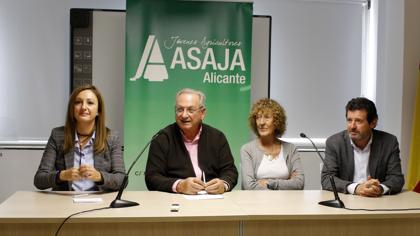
[{"xmin": 248, "ymin": 98, "xmax": 287, "ymax": 137}]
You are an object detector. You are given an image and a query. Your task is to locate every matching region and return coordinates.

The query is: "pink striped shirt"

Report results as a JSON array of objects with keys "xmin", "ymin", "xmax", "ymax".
[{"xmin": 172, "ymin": 127, "xmax": 202, "ymax": 192}]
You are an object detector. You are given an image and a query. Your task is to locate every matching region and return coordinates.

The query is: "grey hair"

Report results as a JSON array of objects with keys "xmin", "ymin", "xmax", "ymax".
[{"xmin": 175, "ymin": 88, "xmax": 206, "ymax": 108}]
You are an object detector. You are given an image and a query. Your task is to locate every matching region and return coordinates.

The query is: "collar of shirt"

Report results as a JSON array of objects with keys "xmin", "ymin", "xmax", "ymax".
[
  {"xmin": 349, "ymin": 134, "xmax": 372, "ymax": 153},
  {"xmin": 181, "ymin": 125, "xmax": 202, "ymax": 144},
  {"xmin": 74, "ymin": 131, "xmax": 96, "ymax": 148}
]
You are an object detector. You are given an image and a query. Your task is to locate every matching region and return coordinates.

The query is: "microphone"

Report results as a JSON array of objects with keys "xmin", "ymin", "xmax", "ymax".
[
  {"xmin": 300, "ymin": 133, "xmax": 345, "ymax": 208},
  {"xmin": 110, "ymin": 130, "xmax": 162, "ymax": 208}
]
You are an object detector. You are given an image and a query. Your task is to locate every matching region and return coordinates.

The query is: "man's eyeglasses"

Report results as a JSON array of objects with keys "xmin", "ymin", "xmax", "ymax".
[{"xmin": 175, "ymin": 106, "xmax": 203, "ymax": 115}]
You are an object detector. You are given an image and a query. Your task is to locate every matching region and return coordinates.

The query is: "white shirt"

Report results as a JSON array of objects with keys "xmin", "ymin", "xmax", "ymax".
[
  {"xmin": 256, "ymin": 149, "xmax": 289, "ymax": 180},
  {"xmin": 346, "ymin": 136, "xmax": 389, "ymax": 194}
]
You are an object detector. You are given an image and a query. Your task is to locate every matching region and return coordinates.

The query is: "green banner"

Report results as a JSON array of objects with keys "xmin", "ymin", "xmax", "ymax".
[{"xmin": 125, "ymin": 0, "xmax": 253, "ymax": 190}]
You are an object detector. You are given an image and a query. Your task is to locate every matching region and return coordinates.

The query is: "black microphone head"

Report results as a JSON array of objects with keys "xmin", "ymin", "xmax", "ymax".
[{"xmin": 300, "ymin": 133, "xmax": 307, "ymax": 138}]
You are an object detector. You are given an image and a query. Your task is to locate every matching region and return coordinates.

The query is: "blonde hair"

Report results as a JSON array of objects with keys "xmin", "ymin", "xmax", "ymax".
[{"xmin": 63, "ymin": 85, "xmax": 109, "ymax": 154}]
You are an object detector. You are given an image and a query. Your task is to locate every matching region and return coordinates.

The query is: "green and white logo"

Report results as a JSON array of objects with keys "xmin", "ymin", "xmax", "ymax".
[
  {"xmin": 125, "ymin": 0, "xmax": 252, "ymax": 191},
  {"xmin": 130, "ymin": 35, "xmax": 168, "ymax": 82},
  {"xmin": 131, "ymin": 35, "xmax": 247, "ymax": 85}
]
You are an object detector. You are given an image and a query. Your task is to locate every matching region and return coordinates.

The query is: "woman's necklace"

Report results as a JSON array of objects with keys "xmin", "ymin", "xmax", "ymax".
[
  {"xmin": 78, "ymin": 135, "xmax": 90, "ymax": 144},
  {"xmin": 77, "ymin": 131, "xmax": 93, "ymax": 147},
  {"xmin": 261, "ymin": 140, "xmax": 280, "ymax": 161}
]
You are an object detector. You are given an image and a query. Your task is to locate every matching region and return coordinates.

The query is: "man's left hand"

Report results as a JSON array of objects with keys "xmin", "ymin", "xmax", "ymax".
[
  {"xmin": 204, "ymin": 178, "xmax": 225, "ymax": 194},
  {"xmin": 355, "ymin": 177, "xmax": 383, "ymax": 197}
]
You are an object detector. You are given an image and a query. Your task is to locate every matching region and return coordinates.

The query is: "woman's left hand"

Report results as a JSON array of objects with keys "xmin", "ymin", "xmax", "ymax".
[
  {"xmin": 79, "ymin": 165, "xmax": 102, "ymax": 182},
  {"xmin": 257, "ymin": 179, "xmax": 269, "ymax": 187}
]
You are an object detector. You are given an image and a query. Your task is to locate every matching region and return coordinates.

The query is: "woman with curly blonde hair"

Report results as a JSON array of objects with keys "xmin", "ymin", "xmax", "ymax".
[{"xmin": 241, "ymin": 98, "xmax": 304, "ymax": 190}]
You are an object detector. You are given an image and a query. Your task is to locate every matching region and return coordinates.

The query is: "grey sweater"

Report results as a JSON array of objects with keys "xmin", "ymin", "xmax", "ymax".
[{"xmin": 240, "ymin": 140, "xmax": 305, "ymax": 190}]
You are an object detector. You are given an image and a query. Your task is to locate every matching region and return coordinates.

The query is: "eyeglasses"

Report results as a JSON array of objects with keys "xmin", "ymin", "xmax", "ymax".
[{"xmin": 175, "ymin": 106, "xmax": 203, "ymax": 115}]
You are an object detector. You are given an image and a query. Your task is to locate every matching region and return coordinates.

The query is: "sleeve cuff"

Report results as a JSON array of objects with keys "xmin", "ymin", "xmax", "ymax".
[
  {"xmin": 347, "ymin": 183, "xmax": 359, "ymax": 194},
  {"xmin": 95, "ymin": 172, "xmax": 105, "ymax": 185},
  {"xmin": 172, "ymin": 179, "xmax": 182, "ymax": 193},
  {"xmin": 55, "ymin": 170, "xmax": 62, "ymax": 184},
  {"xmin": 380, "ymin": 184, "xmax": 389, "ymax": 195},
  {"xmin": 223, "ymin": 180, "xmax": 230, "ymax": 192}
]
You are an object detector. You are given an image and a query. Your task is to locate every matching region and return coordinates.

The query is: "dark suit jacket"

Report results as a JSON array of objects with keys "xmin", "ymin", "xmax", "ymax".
[
  {"xmin": 145, "ymin": 123, "xmax": 238, "ymax": 193},
  {"xmin": 34, "ymin": 127, "xmax": 125, "ymax": 191},
  {"xmin": 321, "ymin": 130, "xmax": 404, "ymax": 194}
]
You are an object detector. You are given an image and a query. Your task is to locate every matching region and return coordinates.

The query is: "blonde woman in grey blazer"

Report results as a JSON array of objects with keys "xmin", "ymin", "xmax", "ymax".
[
  {"xmin": 241, "ymin": 99, "xmax": 304, "ymax": 190},
  {"xmin": 34, "ymin": 85, "xmax": 125, "ymax": 191}
]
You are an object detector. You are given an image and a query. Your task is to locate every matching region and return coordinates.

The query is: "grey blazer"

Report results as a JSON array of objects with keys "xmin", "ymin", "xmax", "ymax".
[
  {"xmin": 240, "ymin": 140, "xmax": 305, "ymax": 190},
  {"xmin": 34, "ymin": 127, "xmax": 126, "ymax": 191},
  {"xmin": 321, "ymin": 130, "xmax": 404, "ymax": 194}
]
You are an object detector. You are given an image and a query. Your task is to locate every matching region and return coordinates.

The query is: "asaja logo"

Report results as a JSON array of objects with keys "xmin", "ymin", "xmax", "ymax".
[
  {"xmin": 130, "ymin": 35, "xmax": 168, "ymax": 82},
  {"xmin": 130, "ymin": 35, "xmax": 247, "ymax": 85}
]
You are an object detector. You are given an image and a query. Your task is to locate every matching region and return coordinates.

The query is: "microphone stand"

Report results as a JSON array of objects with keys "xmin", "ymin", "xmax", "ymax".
[
  {"xmin": 300, "ymin": 133, "xmax": 345, "ymax": 208},
  {"xmin": 110, "ymin": 174, "xmax": 135, "ymax": 208},
  {"xmin": 110, "ymin": 132, "xmax": 161, "ymax": 208}
]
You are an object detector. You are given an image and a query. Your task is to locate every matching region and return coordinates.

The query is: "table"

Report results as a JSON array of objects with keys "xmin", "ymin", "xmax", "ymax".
[
  {"xmin": 0, "ymin": 190, "xmax": 419, "ymax": 236},
  {"xmin": 230, "ymin": 190, "xmax": 420, "ymax": 235}
]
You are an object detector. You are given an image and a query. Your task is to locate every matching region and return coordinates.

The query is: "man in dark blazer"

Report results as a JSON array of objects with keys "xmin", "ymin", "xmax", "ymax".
[
  {"xmin": 321, "ymin": 97, "xmax": 404, "ymax": 197},
  {"xmin": 145, "ymin": 88, "xmax": 238, "ymax": 194}
]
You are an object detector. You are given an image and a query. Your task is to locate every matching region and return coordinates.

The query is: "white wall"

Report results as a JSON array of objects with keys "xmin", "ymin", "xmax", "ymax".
[
  {"xmin": 0, "ymin": 0, "xmax": 125, "ymax": 141},
  {"xmin": 376, "ymin": 0, "xmax": 419, "ymax": 177},
  {"xmin": 253, "ymin": 0, "xmax": 365, "ymax": 138},
  {"xmin": 0, "ymin": 150, "xmax": 43, "ymax": 202},
  {"xmin": 375, "ymin": 0, "xmax": 404, "ymax": 148}
]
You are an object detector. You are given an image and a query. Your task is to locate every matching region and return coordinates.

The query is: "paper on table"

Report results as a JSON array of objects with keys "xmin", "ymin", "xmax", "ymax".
[
  {"xmin": 184, "ymin": 194, "xmax": 224, "ymax": 200},
  {"xmin": 73, "ymin": 197, "xmax": 103, "ymax": 203}
]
